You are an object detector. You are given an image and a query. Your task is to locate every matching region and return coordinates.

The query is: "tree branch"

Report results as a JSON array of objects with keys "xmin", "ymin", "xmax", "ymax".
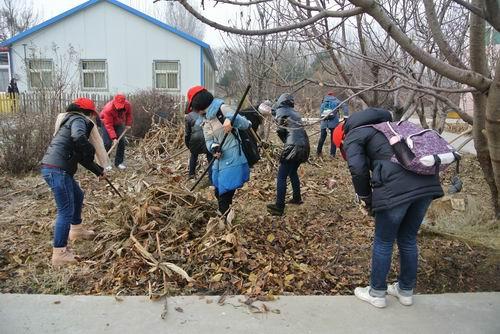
[
  {"xmin": 423, "ymin": 0, "xmax": 467, "ymax": 69},
  {"xmin": 174, "ymin": 0, "xmax": 362, "ymax": 35},
  {"xmin": 349, "ymin": 0, "xmax": 491, "ymax": 91}
]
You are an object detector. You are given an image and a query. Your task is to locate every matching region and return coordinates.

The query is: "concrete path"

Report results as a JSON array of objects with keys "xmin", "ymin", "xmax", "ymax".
[{"xmin": 1, "ymin": 293, "xmax": 499, "ymax": 334}]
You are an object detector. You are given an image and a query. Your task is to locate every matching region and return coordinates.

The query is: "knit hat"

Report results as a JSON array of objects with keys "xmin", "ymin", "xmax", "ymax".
[
  {"xmin": 189, "ymin": 88, "xmax": 214, "ymax": 112},
  {"xmin": 68, "ymin": 97, "xmax": 96, "ymax": 115},
  {"xmin": 113, "ymin": 94, "xmax": 126, "ymax": 109}
]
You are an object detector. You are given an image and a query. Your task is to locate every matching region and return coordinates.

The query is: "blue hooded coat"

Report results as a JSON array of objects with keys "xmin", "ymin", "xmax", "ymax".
[
  {"xmin": 319, "ymin": 95, "xmax": 349, "ymax": 129},
  {"xmin": 202, "ymin": 99, "xmax": 252, "ymax": 195}
]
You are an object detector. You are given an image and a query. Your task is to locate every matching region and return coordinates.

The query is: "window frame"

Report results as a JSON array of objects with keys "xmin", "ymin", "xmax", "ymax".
[
  {"xmin": 0, "ymin": 52, "xmax": 11, "ymax": 91},
  {"xmin": 153, "ymin": 60, "xmax": 180, "ymax": 92},
  {"xmin": 28, "ymin": 58, "xmax": 53, "ymax": 90},
  {"xmin": 80, "ymin": 59, "xmax": 108, "ymax": 91}
]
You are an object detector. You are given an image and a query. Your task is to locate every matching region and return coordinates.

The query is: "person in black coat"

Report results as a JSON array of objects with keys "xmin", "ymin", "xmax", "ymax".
[
  {"xmin": 184, "ymin": 110, "xmax": 213, "ymax": 182},
  {"xmin": 267, "ymin": 93, "xmax": 310, "ymax": 216},
  {"xmin": 334, "ymin": 107, "xmax": 443, "ymax": 308},
  {"xmin": 41, "ymin": 98, "xmax": 106, "ymax": 268}
]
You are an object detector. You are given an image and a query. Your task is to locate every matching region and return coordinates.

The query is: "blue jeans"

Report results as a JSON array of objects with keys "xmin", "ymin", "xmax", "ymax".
[
  {"xmin": 102, "ymin": 124, "xmax": 126, "ymax": 166},
  {"xmin": 316, "ymin": 127, "xmax": 336, "ymax": 156},
  {"xmin": 370, "ymin": 196, "xmax": 433, "ymax": 297},
  {"xmin": 188, "ymin": 152, "xmax": 213, "ymax": 185},
  {"xmin": 276, "ymin": 161, "xmax": 302, "ymax": 209},
  {"xmin": 41, "ymin": 167, "xmax": 84, "ymax": 248}
]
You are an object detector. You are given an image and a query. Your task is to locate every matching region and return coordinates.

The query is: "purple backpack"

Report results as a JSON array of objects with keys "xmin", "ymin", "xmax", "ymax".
[{"xmin": 369, "ymin": 121, "xmax": 461, "ymax": 175}]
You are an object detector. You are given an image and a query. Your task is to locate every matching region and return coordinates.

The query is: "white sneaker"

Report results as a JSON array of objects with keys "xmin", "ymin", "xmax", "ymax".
[
  {"xmin": 117, "ymin": 164, "xmax": 126, "ymax": 170},
  {"xmin": 387, "ymin": 282, "xmax": 413, "ymax": 306},
  {"xmin": 354, "ymin": 286, "xmax": 387, "ymax": 308}
]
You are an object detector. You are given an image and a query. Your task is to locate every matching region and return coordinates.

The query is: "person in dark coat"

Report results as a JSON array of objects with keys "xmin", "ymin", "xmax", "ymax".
[
  {"xmin": 184, "ymin": 109, "xmax": 213, "ymax": 181},
  {"xmin": 7, "ymin": 78, "xmax": 19, "ymax": 95},
  {"xmin": 41, "ymin": 98, "xmax": 108, "ymax": 268},
  {"xmin": 267, "ymin": 93, "xmax": 310, "ymax": 216},
  {"xmin": 333, "ymin": 107, "xmax": 444, "ymax": 308}
]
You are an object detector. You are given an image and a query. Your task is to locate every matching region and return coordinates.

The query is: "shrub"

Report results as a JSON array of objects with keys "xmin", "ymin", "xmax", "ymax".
[
  {"xmin": 0, "ymin": 106, "xmax": 56, "ymax": 174},
  {"xmin": 128, "ymin": 90, "xmax": 185, "ymax": 138}
]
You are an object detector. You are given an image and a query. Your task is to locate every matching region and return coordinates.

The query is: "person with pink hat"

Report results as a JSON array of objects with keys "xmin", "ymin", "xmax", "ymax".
[{"xmin": 100, "ymin": 93, "xmax": 133, "ymax": 170}]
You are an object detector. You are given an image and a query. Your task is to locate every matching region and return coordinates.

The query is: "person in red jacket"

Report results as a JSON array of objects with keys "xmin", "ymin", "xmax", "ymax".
[{"xmin": 100, "ymin": 94, "xmax": 133, "ymax": 169}]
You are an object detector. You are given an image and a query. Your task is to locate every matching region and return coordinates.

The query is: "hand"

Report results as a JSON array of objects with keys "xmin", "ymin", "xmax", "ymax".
[
  {"xmin": 125, "ymin": 126, "xmax": 132, "ymax": 130},
  {"xmin": 211, "ymin": 144, "xmax": 222, "ymax": 159},
  {"xmin": 222, "ymin": 119, "xmax": 232, "ymax": 134},
  {"xmin": 112, "ymin": 139, "xmax": 119, "ymax": 146},
  {"xmin": 105, "ymin": 165, "xmax": 113, "ymax": 172}
]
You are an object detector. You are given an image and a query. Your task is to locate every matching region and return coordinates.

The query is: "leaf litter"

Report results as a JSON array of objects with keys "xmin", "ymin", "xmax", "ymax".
[{"xmin": 0, "ymin": 121, "xmax": 498, "ymax": 301}]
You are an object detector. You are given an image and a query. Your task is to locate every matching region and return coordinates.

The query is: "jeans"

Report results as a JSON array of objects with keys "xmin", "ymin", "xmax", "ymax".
[
  {"xmin": 41, "ymin": 167, "xmax": 84, "ymax": 248},
  {"xmin": 188, "ymin": 152, "xmax": 213, "ymax": 185},
  {"xmin": 102, "ymin": 124, "xmax": 126, "ymax": 166},
  {"xmin": 316, "ymin": 127, "xmax": 336, "ymax": 156},
  {"xmin": 369, "ymin": 196, "xmax": 434, "ymax": 297},
  {"xmin": 276, "ymin": 161, "xmax": 302, "ymax": 209},
  {"xmin": 215, "ymin": 189, "xmax": 236, "ymax": 214}
]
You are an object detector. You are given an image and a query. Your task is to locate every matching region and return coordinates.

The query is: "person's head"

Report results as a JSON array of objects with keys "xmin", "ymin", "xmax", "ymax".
[
  {"xmin": 276, "ymin": 93, "xmax": 294, "ymax": 108},
  {"xmin": 113, "ymin": 93, "xmax": 126, "ymax": 110},
  {"xmin": 67, "ymin": 97, "xmax": 97, "ymax": 117},
  {"xmin": 10, "ymin": 78, "xmax": 16, "ymax": 85},
  {"xmin": 333, "ymin": 122, "xmax": 346, "ymax": 160},
  {"xmin": 258, "ymin": 100, "xmax": 273, "ymax": 115},
  {"xmin": 186, "ymin": 85, "xmax": 213, "ymax": 115}
]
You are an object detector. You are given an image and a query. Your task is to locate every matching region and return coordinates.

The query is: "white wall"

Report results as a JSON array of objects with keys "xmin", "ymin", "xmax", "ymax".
[{"xmin": 10, "ymin": 1, "xmax": 205, "ymax": 95}]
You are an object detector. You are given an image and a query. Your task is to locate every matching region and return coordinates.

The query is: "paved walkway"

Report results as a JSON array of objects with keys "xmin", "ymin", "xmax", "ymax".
[{"xmin": 1, "ymin": 293, "xmax": 499, "ymax": 333}]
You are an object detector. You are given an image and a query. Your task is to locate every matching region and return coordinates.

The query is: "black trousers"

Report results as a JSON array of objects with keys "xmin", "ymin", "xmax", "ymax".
[{"xmin": 215, "ymin": 189, "xmax": 236, "ymax": 214}]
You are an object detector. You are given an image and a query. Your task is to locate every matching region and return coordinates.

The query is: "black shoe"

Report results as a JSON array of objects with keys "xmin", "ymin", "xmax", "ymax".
[
  {"xmin": 287, "ymin": 198, "xmax": 304, "ymax": 205},
  {"xmin": 267, "ymin": 204, "xmax": 284, "ymax": 216}
]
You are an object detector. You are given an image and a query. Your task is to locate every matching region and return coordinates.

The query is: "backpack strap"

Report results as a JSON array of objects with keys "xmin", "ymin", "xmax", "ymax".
[
  {"xmin": 433, "ymin": 154, "xmax": 441, "ymax": 175},
  {"xmin": 215, "ymin": 108, "xmax": 242, "ymax": 156}
]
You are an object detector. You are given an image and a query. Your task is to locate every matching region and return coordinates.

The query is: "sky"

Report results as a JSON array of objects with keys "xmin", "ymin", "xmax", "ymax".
[{"xmin": 31, "ymin": 0, "xmax": 238, "ymax": 48}]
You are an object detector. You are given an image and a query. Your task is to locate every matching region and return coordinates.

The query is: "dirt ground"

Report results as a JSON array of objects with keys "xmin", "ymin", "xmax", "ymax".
[{"xmin": 0, "ymin": 126, "xmax": 499, "ymax": 297}]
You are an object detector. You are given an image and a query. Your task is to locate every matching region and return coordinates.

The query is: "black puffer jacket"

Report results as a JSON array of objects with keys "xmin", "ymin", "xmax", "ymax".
[
  {"xmin": 184, "ymin": 111, "xmax": 207, "ymax": 154},
  {"xmin": 41, "ymin": 113, "xmax": 103, "ymax": 176},
  {"xmin": 275, "ymin": 94, "xmax": 310, "ymax": 163},
  {"xmin": 343, "ymin": 108, "xmax": 443, "ymax": 212}
]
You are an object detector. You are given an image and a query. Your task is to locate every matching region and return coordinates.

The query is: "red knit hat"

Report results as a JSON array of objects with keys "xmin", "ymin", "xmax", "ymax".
[
  {"xmin": 73, "ymin": 97, "xmax": 96, "ymax": 112},
  {"xmin": 186, "ymin": 85, "xmax": 207, "ymax": 113},
  {"xmin": 113, "ymin": 94, "xmax": 126, "ymax": 109},
  {"xmin": 333, "ymin": 122, "xmax": 346, "ymax": 159}
]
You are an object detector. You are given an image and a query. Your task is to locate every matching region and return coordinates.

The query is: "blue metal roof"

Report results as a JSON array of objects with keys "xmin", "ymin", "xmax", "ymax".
[{"xmin": 0, "ymin": 0, "xmax": 217, "ymax": 69}]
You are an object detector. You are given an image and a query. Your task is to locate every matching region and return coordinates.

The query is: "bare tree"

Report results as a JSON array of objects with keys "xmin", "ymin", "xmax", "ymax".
[
  {"xmin": 154, "ymin": 0, "xmax": 500, "ymax": 218},
  {"xmin": 153, "ymin": 1, "xmax": 205, "ymax": 39},
  {"xmin": 0, "ymin": 0, "xmax": 39, "ymax": 41}
]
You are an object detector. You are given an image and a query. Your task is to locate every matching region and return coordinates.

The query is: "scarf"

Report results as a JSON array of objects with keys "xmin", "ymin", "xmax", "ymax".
[{"xmin": 54, "ymin": 112, "xmax": 111, "ymax": 169}]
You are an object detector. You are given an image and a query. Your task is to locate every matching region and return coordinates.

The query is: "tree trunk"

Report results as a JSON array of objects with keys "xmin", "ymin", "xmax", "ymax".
[
  {"xmin": 470, "ymin": 0, "xmax": 499, "ymax": 218},
  {"xmin": 485, "ymin": 59, "xmax": 500, "ymax": 218}
]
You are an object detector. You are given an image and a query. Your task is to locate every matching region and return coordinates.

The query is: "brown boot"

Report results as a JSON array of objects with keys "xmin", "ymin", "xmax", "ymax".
[
  {"xmin": 69, "ymin": 224, "xmax": 95, "ymax": 242},
  {"xmin": 51, "ymin": 247, "xmax": 78, "ymax": 267}
]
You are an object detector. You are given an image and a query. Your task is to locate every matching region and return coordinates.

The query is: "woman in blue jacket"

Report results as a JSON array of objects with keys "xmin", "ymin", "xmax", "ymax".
[{"xmin": 186, "ymin": 86, "xmax": 252, "ymax": 214}]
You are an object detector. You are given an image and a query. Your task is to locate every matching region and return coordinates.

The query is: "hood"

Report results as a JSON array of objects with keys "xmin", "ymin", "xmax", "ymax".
[
  {"xmin": 276, "ymin": 93, "xmax": 294, "ymax": 109},
  {"xmin": 344, "ymin": 108, "xmax": 392, "ymax": 134},
  {"xmin": 322, "ymin": 95, "xmax": 339, "ymax": 104},
  {"xmin": 205, "ymin": 98, "xmax": 225, "ymax": 119}
]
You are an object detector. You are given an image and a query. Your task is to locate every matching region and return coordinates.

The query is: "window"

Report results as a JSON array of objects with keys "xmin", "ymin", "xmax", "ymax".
[
  {"xmin": 0, "ymin": 52, "xmax": 10, "ymax": 91},
  {"xmin": 204, "ymin": 62, "xmax": 215, "ymax": 93},
  {"xmin": 81, "ymin": 60, "xmax": 107, "ymax": 90},
  {"xmin": 28, "ymin": 59, "xmax": 53, "ymax": 89},
  {"xmin": 154, "ymin": 61, "xmax": 179, "ymax": 90}
]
